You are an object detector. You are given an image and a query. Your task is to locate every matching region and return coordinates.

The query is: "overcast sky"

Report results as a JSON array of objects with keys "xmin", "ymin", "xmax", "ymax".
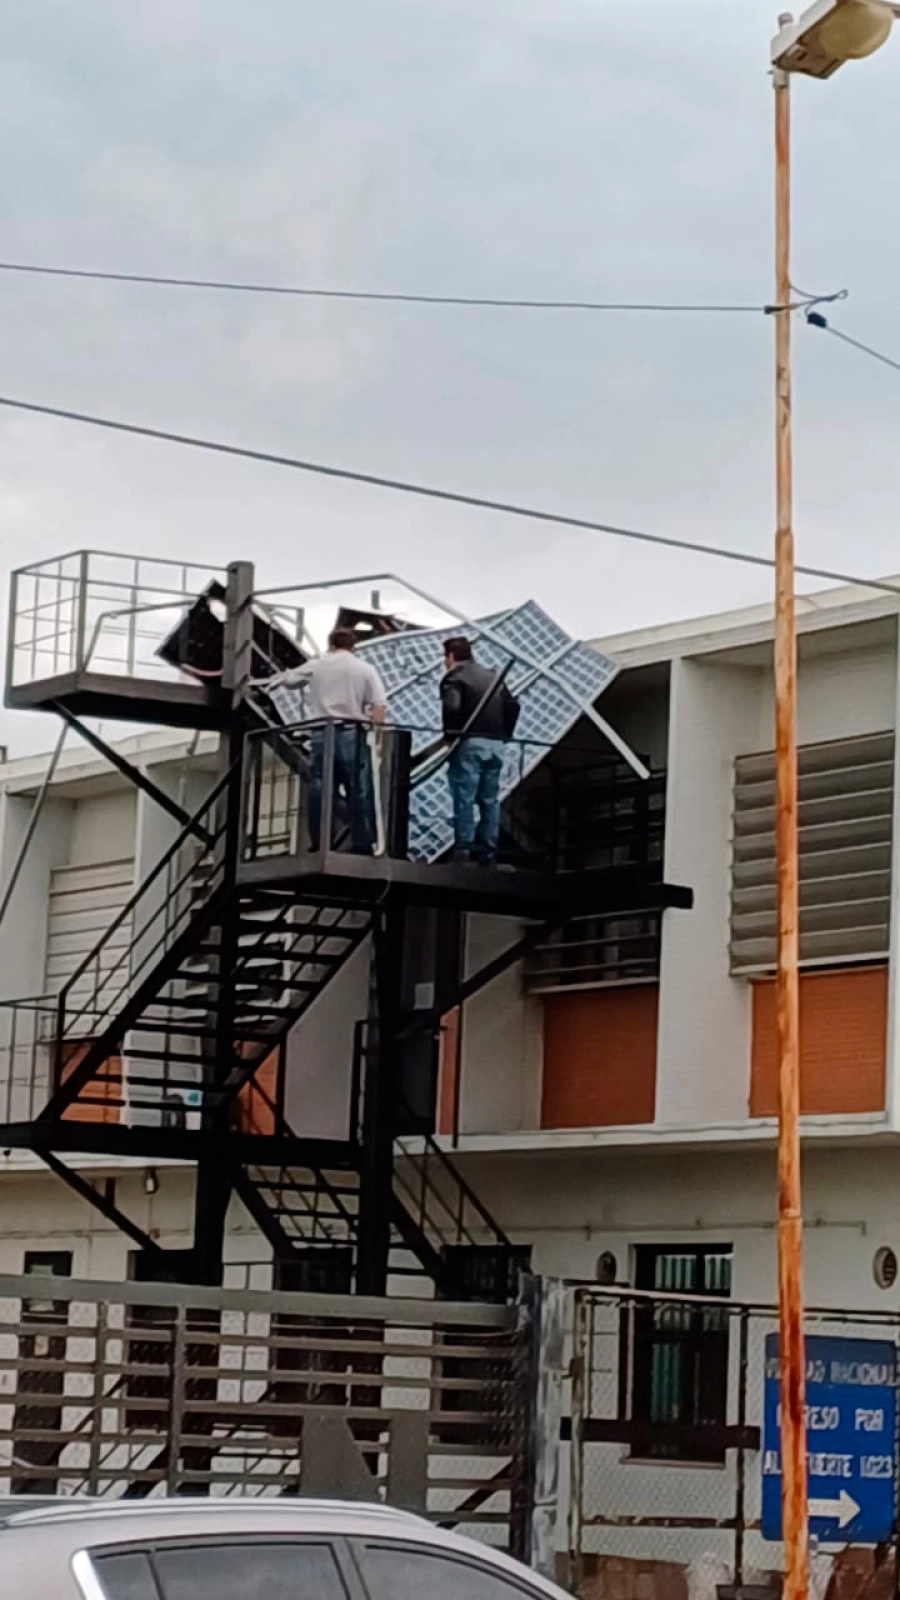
[{"xmin": 1, "ymin": 0, "xmax": 899, "ymax": 755}]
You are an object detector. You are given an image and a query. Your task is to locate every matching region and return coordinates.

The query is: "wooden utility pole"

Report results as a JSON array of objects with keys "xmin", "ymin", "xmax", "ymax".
[{"xmin": 773, "ymin": 30, "xmax": 809, "ymax": 1600}]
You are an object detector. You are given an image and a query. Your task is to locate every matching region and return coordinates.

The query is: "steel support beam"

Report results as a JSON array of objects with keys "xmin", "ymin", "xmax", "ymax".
[
  {"xmin": 52, "ymin": 704, "xmax": 212, "ymax": 844},
  {"xmin": 39, "ymin": 1151, "xmax": 167, "ymax": 1262},
  {"xmin": 191, "ymin": 560, "xmax": 255, "ymax": 1284},
  {"xmin": 357, "ymin": 904, "xmax": 406, "ymax": 1295}
]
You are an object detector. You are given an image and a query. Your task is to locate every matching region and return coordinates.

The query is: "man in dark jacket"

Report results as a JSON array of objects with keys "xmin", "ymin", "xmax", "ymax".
[{"xmin": 439, "ymin": 637, "xmax": 519, "ymax": 862}]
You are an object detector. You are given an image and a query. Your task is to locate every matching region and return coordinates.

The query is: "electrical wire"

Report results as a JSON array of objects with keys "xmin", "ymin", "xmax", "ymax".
[
  {"xmin": 806, "ymin": 310, "xmax": 900, "ymax": 376},
  {"xmin": 0, "ymin": 257, "xmax": 839, "ymax": 315},
  {"xmin": 1, "ymin": 388, "xmax": 899, "ymax": 600}
]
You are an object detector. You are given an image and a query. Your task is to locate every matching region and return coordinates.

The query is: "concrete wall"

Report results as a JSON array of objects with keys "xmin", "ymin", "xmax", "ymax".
[
  {"xmin": 284, "ymin": 936, "xmax": 372, "ymax": 1140},
  {"xmin": 656, "ymin": 658, "xmax": 762, "ymax": 1126},
  {"xmin": 4, "ymin": 1136, "xmax": 895, "ymax": 1310},
  {"xmin": 457, "ymin": 916, "xmax": 543, "ymax": 1136},
  {"xmin": 68, "ymin": 791, "xmax": 137, "ymax": 867},
  {"xmin": 0, "ymin": 1165, "xmax": 265, "ymax": 1286},
  {"xmin": 462, "ymin": 1140, "xmax": 895, "ymax": 1307},
  {"xmin": 796, "ymin": 639, "xmax": 896, "ymax": 746},
  {"xmin": 0, "ymin": 793, "xmax": 73, "ymax": 1004}
]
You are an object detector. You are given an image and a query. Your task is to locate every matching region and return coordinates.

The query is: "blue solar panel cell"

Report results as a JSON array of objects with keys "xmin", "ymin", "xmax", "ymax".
[{"xmin": 267, "ymin": 600, "xmax": 619, "ymax": 862}]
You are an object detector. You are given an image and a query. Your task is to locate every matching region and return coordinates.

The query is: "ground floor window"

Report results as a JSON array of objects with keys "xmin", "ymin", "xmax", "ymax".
[{"xmin": 624, "ymin": 1244, "xmax": 733, "ymax": 1462}]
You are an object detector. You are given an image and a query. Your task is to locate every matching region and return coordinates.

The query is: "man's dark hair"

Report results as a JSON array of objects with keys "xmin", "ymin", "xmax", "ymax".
[
  {"xmin": 329, "ymin": 627, "xmax": 357, "ymax": 652},
  {"xmin": 444, "ymin": 636, "xmax": 472, "ymax": 663}
]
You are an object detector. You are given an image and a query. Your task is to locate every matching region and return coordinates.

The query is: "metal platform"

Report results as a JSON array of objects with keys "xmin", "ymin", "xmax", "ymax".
[
  {"xmin": 7, "ymin": 670, "xmax": 225, "ymax": 729},
  {"xmin": 238, "ymin": 849, "xmax": 693, "ymax": 919},
  {"xmin": 5, "ymin": 550, "xmax": 303, "ymax": 729}
]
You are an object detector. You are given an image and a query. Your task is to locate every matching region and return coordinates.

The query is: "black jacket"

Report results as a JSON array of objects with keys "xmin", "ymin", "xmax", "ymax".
[{"xmin": 440, "ymin": 660, "xmax": 520, "ymax": 741}]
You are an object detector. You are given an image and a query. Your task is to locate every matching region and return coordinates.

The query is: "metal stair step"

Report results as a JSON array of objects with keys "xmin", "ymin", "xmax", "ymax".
[
  {"xmin": 129, "ymin": 1021, "xmax": 276, "ymax": 1044},
  {"xmin": 260, "ymin": 1182, "xmax": 360, "ymax": 1201},
  {"xmin": 122, "ymin": 1047, "xmax": 216, "ymax": 1066},
  {"xmin": 116, "ymin": 1075, "xmax": 214, "ymax": 1094}
]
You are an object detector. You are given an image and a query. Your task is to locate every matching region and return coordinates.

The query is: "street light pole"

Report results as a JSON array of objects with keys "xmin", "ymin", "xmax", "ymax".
[
  {"xmin": 772, "ymin": 32, "xmax": 809, "ymax": 1600},
  {"xmin": 767, "ymin": 4, "xmax": 894, "ymax": 1594}
]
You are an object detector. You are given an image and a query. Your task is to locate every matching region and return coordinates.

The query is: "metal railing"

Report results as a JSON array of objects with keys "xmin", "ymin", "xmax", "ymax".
[
  {"xmin": 53, "ymin": 776, "xmax": 230, "ymax": 1054},
  {"xmin": 242, "ymin": 718, "xmax": 663, "ymax": 872},
  {"xmin": 0, "ymin": 997, "xmax": 59, "ymax": 1123},
  {"xmin": 235, "ymin": 1075, "xmax": 360, "ymax": 1247},
  {"xmin": 5, "ymin": 550, "xmax": 306, "ymax": 698},
  {"xmin": 0, "ymin": 774, "xmax": 232, "ymax": 1123},
  {"xmin": 353, "ymin": 1020, "xmax": 516, "ymax": 1287},
  {"xmin": 7, "ymin": 551, "xmax": 225, "ymax": 689},
  {"xmin": 524, "ymin": 911, "xmax": 662, "ymax": 994}
]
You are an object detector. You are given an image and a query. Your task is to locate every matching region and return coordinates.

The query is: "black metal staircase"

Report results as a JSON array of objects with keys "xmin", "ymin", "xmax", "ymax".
[
  {"xmin": 34, "ymin": 768, "xmax": 370, "ymax": 1130},
  {"xmin": 0, "ymin": 764, "xmax": 523, "ymax": 1299},
  {"xmin": 233, "ymin": 1073, "xmax": 520, "ymax": 1300},
  {"xmin": 0, "ymin": 551, "xmax": 694, "ymax": 1305}
]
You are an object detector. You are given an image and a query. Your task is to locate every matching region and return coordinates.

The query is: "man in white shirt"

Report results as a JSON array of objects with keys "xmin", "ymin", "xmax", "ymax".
[{"xmin": 281, "ymin": 628, "xmax": 387, "ymax": 853}]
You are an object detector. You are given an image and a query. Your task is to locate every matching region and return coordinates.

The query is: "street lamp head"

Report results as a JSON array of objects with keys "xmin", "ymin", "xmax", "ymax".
[{"xmin": 772, "ymin": 0, "xmax": 893, "ymax": 78}]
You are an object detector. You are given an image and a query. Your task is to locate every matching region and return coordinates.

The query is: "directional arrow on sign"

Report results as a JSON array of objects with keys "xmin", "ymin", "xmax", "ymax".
[{"xmin": 808, "ymin": 1491, "xmax": 860, "ymax": 1529}]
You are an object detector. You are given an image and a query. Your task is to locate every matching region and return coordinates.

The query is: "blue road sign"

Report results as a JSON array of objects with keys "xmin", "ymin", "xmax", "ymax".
[{"xmin": 763, "ymin": 1333, "xmax": 896, "ymax": 1544}]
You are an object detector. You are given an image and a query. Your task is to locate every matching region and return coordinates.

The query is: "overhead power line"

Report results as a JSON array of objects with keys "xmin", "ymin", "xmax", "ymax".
[
  {"xmin": 0, "ymin": 389, "xmax": 898, "ymax": 601},
  {"xmin": 806, "ymin": 310, "xmax": 900, "ymax": 376},
  {"xmin": 0, "ymin": 258, "xmax": 839, "ymax": 316}
]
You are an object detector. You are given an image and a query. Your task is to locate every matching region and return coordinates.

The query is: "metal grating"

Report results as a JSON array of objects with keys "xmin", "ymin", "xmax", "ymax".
[
  {"xmin": 730, "ymin": 730, "xmax": 895, "ymax": 974},
  {"xmin": 268, "ymin": 601, "xmax": 618, "ymax": 862}
]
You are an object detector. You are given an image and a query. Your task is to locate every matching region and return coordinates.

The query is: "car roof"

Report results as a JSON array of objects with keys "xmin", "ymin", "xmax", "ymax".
[
  {"xmin": 0, "ymin": 1495, "xmax": 63, "ymax": 1525},
  {"xmin": 1, "ymin": 1496, "xmax": 429, "ymax": 1533},
  {"xmin": 0, "ymin": 1496, "xmax": 567, "ymax": 1596}
]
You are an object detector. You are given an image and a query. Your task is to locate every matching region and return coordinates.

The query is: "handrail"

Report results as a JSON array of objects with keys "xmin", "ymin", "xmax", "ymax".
[
  {"xmin": 56, "ymin": 763, "xmax": 233, "ymax": 1015},
  {"xmin": 416, "ymin": 1131, "xmax": 512, "ymax": 1245},
  {"xmin": 13, "ymin": 549, "xmax": 225, "ymax": 579},
  {"xmin": 247, "ymin": 714, "xmax": 641, "ymax": 767}
]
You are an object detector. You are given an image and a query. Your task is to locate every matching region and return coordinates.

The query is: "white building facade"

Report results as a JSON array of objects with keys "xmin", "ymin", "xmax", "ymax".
[{"xmin": 0, "ymin": 578, "xmax": 897, "ymax": 1317}]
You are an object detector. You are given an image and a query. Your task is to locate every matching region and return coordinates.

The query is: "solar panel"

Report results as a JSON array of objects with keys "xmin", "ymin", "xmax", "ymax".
[{"xmin": 266, "ymin": 600, "xmax": 619, "ymax": 862}]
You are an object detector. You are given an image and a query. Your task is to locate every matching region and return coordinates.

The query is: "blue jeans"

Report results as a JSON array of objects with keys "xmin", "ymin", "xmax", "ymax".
[
  {"xmin": 309, "ymin": 725, "xmax": 375, "ymax": 854},
  {"xmin": 447, "ymin": 738, "xmax": 504, "ymax": 860}
]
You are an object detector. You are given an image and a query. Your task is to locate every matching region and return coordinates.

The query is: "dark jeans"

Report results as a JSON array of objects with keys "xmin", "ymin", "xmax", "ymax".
[
  {"xmin": 309, "ymin": 725, "xmax": 375, "ymax": 854},
  {"xmin": 447, "ymin": 737, "xmax": 504, "ymax": 860}
]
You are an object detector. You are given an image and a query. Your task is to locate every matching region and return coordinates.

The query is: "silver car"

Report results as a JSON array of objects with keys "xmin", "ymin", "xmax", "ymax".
[{"xmin": 0, "ymin": 1496, "xmax": 572, "ymax": 1600}]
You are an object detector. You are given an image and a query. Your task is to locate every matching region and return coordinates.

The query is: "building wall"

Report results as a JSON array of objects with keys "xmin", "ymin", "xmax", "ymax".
[
  {"xmin": 457, "ymin": 916, "xmax": 543, "ymax": 1136},
  {"xmin": 795, "ymin": 640, "xmax": 896, "ymax": 747},
  {"xmin": 0, "ymin": 1166, "xmax": 265, "ymax": 1286},
  {"xmin": 68, "ymin": 791, "xmax": 137, "ymax": 867},
  {"xmin": 655, "ymin": 634, "xmax": 898, "ymax": 1131},
  {"xmin": 0, "ymin": 792, "xmax": 73, "ymax": 1004},
  {"xmin": 284, "ymin": 935, "xmax": 372, "ymax": 1140},
  {"xmin": 1, "ymin": 1138, "xmax": 895, "ymax": 1311},
  {"xmin": 655, "ymin": 658, "xmax": 762, "ymax": 1127},
  {"xmin": 0, "ymin": 612, "xmax": 896, "ymax": 1186}
]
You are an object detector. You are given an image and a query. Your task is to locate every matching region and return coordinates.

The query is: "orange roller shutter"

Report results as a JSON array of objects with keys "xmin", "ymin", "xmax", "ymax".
[
  {"xmin": 750, "ymin": 966, "xmax": 887, "ymax": 1117},
  {"xmin": 541, "ymin": 986, "xmax": 658, "ymax": 1129}
]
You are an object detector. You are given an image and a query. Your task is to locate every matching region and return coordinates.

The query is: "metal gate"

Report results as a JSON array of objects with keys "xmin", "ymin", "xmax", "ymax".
[
  {"xmin": 0, "ymin": 1270, "xmax": 537, "ymax": 1556},
  {"xmin": 567, "ymin": 1286, "xmax": 900, "ymax": 1599}
]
